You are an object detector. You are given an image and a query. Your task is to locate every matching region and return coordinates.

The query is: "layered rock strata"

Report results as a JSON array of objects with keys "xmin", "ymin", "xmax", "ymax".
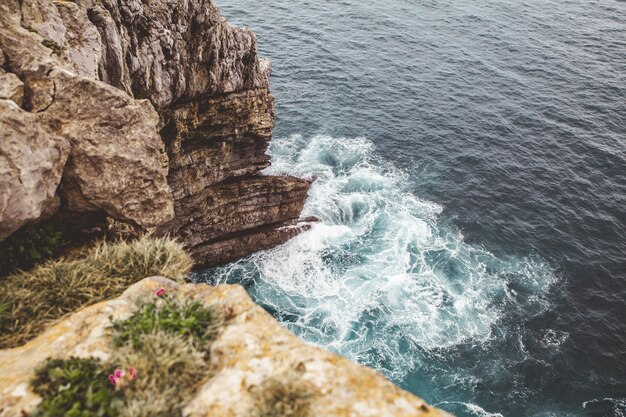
[
  {"xmin": 0, "ymin": 0, "xmax": 311, "ymax": 266},
  {"xmin": 0, "ymin": 277, "xmax": 451, "ymax": 417}
]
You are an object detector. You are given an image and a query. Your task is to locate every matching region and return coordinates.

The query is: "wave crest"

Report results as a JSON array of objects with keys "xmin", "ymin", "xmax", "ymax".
[{"xmin": 200, "ymin": 135, "xmax": 556, "ymax": 383}]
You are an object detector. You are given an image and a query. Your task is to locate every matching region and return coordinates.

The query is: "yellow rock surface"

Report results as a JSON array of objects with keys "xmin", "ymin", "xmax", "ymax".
[{"xmin": 0, "ymin": 277, "xmax": 452, "ymax": 417}]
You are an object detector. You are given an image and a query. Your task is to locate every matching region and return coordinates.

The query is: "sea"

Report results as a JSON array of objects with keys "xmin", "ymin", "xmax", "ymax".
[{"xmin": 195, "ymin": 1, "xmax": 626, "ymax": 416}]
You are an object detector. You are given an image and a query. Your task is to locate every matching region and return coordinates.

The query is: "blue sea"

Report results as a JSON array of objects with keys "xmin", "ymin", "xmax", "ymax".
[{"xmin": 197, "ymin": 1, "xmax": 626, "ymax": 416}]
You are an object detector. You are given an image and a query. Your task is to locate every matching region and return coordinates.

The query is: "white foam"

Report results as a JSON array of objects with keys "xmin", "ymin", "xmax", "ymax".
[
  {"xmin": 435, "ymin": 401, "xmax": 504, "ymax": 417},
  {"xmin": 212, "ymin": 134, "xmax": 556, "ymax": 379}
]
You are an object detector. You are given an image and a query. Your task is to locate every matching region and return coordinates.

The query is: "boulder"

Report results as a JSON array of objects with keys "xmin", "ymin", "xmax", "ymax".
[{"xmin": 0, "ymin": 100, "xmax": 69, "ymax": 241}]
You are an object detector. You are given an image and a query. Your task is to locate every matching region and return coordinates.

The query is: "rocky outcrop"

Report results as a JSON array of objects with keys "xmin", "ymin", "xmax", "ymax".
[
  {"xmin": 0, "ymin": 99, "xmax": 69, "ymax": 241},
  {"xmin": 0, "ymin": 0, "xmax": 174, "ymax": 231},
  {"xmin": 0, "ymin": 277, "xmax": 451, "ymax": 417},
  {"xmin": 84, "ymin": 0, "xmax": 312, "ymax": 265},
  {"xmin": 154, "ymin": 71, "xmax": 311, "ymax": 266},
  {"xmin": 0, "ymin": 0, "xmax": 311, "ymax": 266}
]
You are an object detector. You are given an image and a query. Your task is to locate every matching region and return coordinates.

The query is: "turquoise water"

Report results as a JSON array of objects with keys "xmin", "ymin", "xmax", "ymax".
[{"xmin": 198, "ymin": 1, "xmax": 626, "ymax": 416}]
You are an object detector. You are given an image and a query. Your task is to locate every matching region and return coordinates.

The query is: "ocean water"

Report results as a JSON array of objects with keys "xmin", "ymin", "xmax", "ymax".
[{"xmin": 196, "ymin": 1, "xmax": 626, "ymax": 416}]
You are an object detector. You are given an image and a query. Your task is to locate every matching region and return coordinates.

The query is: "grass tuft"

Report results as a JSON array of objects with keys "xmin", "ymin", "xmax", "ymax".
[
  {"xmin": 112, "ymin": 296, "xmax": 221, "ymax": 350},
  {"xmin": 0, "ymin": 236, "xmax": 193, "ymax": 349},
  {"xmin": 89, "ymin": 237, "xmax": 193, "ymax": 281},
  {"xmin": 111, "ymin": 331, "xmax": 208, "ymax": 417},
  {"xmin": 252, "ymin": 372, "xmax": 313, "ymax": 417}
]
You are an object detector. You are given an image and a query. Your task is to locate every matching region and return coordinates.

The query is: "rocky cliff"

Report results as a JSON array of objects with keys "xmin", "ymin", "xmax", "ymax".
[
  {"xmin": 0, "ymin": 3, "xmax": 455, "ymax": 415},
  {"xmin": 0, "ymin": 0, "xmax": 312, "ymax": 266},
  {"xmin": 0, "ymin": 277, "xmax": 451, "ymax": 417}
]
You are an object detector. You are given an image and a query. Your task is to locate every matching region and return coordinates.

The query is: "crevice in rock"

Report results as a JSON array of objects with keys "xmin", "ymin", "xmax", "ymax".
[{"xmin": 35, "ymin": 78, "xmax": 56, "ymax": 113}]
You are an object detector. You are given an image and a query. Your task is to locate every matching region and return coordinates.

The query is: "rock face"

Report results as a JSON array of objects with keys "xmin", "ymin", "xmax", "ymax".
[
  {"xmin": 0, "ymin": 277, "xmax": 451, "ymax": 417},
  {"xmin": 0, "ymin": 0, "xmax": 311, "ymax": 266},
  {"xmin": 0, "ymin": 100, "xmax": 69, "ymax": 241},
  {"xmin": 0, "ymin": 0, "xmax": 174, "ymax": 231}
]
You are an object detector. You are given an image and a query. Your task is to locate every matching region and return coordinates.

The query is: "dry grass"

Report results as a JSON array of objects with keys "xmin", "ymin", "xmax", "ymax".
[
  {"xmin": 252, "ymin": 371, "xmax": 313, "ymax": 417},
  {"xmin": 0, "ymin": 236, "xmax": 193, "ymax": 349},
  {"xmin": 111, "ymin": 331, "xmax": 208, "ymax": 417}
]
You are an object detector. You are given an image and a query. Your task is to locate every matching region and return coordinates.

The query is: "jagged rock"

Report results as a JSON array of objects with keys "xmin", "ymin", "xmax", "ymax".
[
  {"xmin": 0, "ymin": 47, "xmax": 25, "ymax": 107},
  {"xmin": 86, "ymin": 0, "xmax": 269, "ymax": 107},
  {"xmin": 0, "ymin": 70, "xmax": 23, "ymax": 106},
  {"xmin": 0, "ymin": 100, "xmax": 69, "ymax": 241},
  {"xmin": 161, "ymin": 176, "xmax": 312, "ymax": 266},
  {"xmin": 0, "ymin": 1, "xmax": 174, "ymax": 229},
  {"xmin": 54, "ymin": 0, "xmax": 102, "ymax": 79},
  {"xmin": 0, "ymin": 277, "xmax": 452, "ymax": 417},
  {"xmin": 0, "ymin": 0, "xmax": 310, "ymax": 263},
  {"xmin": 158, "ymin": 85, "xmax": 311, "ymax": 265},
  {"xmin": 161, "ymin": 88, "xmax": 276, "ymax": 200}
]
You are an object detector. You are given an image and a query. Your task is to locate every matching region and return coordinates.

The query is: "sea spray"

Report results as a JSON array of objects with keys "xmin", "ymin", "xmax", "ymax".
[{"xmin": 197, "ymin": 134, "xmax": 556, "ymax": 413}]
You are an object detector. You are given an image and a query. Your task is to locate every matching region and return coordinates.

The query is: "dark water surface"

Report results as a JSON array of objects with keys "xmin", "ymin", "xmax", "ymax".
[{"xmin": 198, "ymin": 1, "xmax": 626, "ymax": 416}]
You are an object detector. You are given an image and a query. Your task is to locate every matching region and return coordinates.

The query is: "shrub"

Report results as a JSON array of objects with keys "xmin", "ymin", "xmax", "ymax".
[
  {"xmin": 31, "ymin": 357, "xmax": 122, "ymax": 417},
  {"xmin": 112, "ymin": 297, "xmax": 221, "ymax": 349},
  {"xmin": 0, "ymin": 236, "xmax": 193, "ymax": 348},
  {"xmin": 252, "ymin": 372, "xmax": 313, "ymax": 417},
  {"xmin": 0, "ymin": 219, "xmax": 64, "ymax": 277}
]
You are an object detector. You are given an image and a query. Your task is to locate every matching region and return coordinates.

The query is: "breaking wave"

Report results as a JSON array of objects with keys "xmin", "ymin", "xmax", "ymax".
[{"xmin": 198, "ymin": 134, "xmax": 556, "ymax": 384}]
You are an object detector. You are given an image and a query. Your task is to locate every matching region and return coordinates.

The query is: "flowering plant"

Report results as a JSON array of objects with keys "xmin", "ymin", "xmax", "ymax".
[{"xmin": 108, "ymin": 367, "xmax": 137, "ymax": 386}]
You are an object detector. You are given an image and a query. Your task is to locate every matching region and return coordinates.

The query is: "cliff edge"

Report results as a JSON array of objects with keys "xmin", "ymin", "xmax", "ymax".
[
  {"xmin": 0, "ymin": 277, "xmax": 452, "ymax": 417},
  {"xmin": 0, "ymin": 0, "xmax": 312, "ymax": 266}
]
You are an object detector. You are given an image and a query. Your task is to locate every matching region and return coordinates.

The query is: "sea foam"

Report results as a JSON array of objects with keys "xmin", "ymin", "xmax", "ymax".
[{"xmin": 200, "ymin": 134, "xmax": 556, "ymax": 384}]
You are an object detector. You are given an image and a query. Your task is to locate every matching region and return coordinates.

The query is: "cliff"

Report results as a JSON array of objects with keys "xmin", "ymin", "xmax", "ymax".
[
  {"xmin": 0, "ymin": 277, "xmax": 451, "ymax": 417},
  {"xmin": 0, "ymin": 2, "xmax": 453, "ymax": 416},
  {"xmin": 0, "ymin": 0, "xmax": 312, "ymax": 266}
]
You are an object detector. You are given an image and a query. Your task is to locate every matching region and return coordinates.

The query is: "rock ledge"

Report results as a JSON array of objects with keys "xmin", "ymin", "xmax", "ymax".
[{"xmin": 0, "ymin": 277, "xmax": 451, "ymax": 417}]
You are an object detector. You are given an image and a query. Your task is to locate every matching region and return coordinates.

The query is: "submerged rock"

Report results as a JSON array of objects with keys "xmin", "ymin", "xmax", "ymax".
[{"xmin": 0, "ymin": 277, "xmax": 451, "ymax": 417}]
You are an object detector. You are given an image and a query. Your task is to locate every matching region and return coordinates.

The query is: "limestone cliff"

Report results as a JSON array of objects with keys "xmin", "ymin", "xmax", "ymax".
[
  {"xmin": 0, "ymin": 0, "xmax": 311, "ymax": 266},
  {"xmin": 0, "ymin": 277, "xmax": 451, "ymax": 417}
]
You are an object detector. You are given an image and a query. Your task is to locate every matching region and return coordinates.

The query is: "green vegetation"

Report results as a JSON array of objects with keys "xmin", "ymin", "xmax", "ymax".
[
  {"xmin": 0, "ymin": 219, "xmax": 64, "ymax": 277},
  {"xmin": 0, "ymin": 236, "xmax": 193, "ymax": 348},
  {"xmin": 41, "ymin": 39, "xmax": 64, "ymax": 56},
  {"xmin": 31, "ymin": 357, "xmax": 121, "ymax": 417},
  {"xmin": 30, "ymin": 296, "xmax": 221, "ymax": 417},
  {"xmin": 252, "ymin": 372, "xmax": 313, "ymax": 417},
  {"xmin": 112, "ymin": 331, "xmax": 208, "ymax": 417},
  {"xmin": 112, "ymin": 296, "xmax": 221, "ymax": 349}
]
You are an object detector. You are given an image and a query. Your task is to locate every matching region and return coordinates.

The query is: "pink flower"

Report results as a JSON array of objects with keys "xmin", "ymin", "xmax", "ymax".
[
  {"xmin": 155, "ymin": 288, "xmax": 166, "ymax": 297},
  {"xmin": 108, "ymin": 367, "xmax": 137, "ymax": 387},
  {"xmin": 108, "ymin": 374, "xmax": 117, "ymax": 385}
]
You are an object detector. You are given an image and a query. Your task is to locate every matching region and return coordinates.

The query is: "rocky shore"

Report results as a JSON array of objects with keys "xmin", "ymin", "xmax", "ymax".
[{"xmin": 0, "ymin": 0, "xmax": 450, "ymax": 415}]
